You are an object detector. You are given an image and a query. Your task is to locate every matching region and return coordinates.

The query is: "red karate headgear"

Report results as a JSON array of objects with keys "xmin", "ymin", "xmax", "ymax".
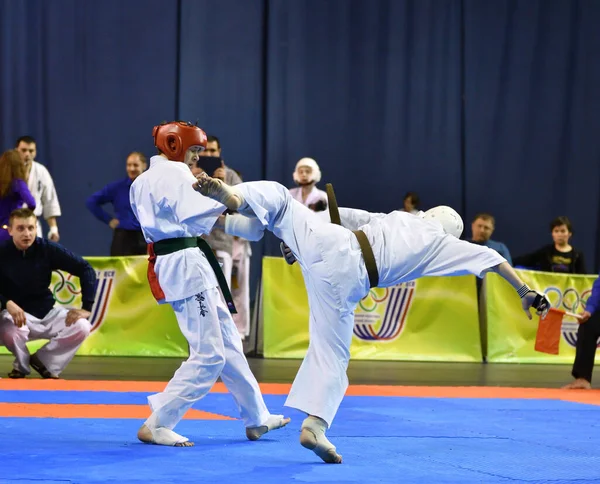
[{"xmin": 152, "ymin": 121, "xmax": 207, "ymax": 162}]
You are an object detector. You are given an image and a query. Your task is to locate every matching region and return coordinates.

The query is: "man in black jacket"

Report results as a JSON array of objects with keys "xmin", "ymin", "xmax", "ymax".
[{"xmin": 0, "ymin": 208, "xmax": 97, "ymax": 379}]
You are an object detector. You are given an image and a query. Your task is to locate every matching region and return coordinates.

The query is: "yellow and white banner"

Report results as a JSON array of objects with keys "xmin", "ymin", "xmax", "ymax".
[
  {"xmin": 486, "ymin": 270, "xmax": 598, "ymax": 363},
  {"xmin": 261, "ymin": 257, "xmax": 482, "ymax": 361},
  {"xmin": 0, "ymin": 256, "xmax": 188, "ymax": 357}
]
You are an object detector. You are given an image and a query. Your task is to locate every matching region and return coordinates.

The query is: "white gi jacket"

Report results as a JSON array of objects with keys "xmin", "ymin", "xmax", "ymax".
[
  {"xmin": 130, "ymin": 156, "xmax": 226, "ymax": 303},
  {"xmin": 27, "ymin": 161, "xmax": 61, "ymax": 220}
]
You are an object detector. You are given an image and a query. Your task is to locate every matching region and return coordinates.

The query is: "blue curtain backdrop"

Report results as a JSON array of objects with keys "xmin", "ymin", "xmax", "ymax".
[{"xmin": 1, "ymin": 0, "xmax": 599, "ymax": 275}]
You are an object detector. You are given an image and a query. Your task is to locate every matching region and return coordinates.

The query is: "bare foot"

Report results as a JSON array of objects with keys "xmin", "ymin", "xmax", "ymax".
[
  {"xmin": 137, "ymin": 424, "xmax": 194, "ymax": 447},
  {"xmin": 246, "ymin": 415, "xmax": 291, "ymax": 441},
  {"xmin": 562, "ymin": 378, "xmax": 592, "ymax": 390},
  {"xmin": 193, "ymin": 173, "xmax": 243, "ymax": 211}
]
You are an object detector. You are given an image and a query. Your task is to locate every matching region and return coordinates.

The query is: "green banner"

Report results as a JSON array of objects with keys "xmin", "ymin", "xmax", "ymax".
[
  {"xmin": 486, "ymin": 270, "xmax": 598, "ymax": 363},
  {"xmin": 0, "ymin": 256, "xmax": 188, "ymax": 357},
  {"xmin": 262, "ymin": 256, "xmax": 482, "ymax": 361}
]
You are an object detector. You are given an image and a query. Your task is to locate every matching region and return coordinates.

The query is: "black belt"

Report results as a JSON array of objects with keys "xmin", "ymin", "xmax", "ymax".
[
  {"xmin": 153, "ymin": 237, "xmax": 237, "ymax": 314},
  {"xmin": 325, "ymin": 183, "xmax": 379, "ymax": 288}
]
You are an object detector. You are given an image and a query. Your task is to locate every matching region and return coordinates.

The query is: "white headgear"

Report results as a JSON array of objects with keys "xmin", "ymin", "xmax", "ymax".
[
  {"xmin": 422, "ymin": 205, "xmax": 464, "ymax": 238},
  {"xmin": 293, "ymin": 157, "xmax": 322, "ymax": 184}
]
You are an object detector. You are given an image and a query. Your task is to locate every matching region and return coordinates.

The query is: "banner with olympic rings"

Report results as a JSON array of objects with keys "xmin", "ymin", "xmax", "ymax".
[
  {"xmin": 0, "ymin": 256, "xmax": 188, "ymax": 357},
  {"xmin": 486, "ymin": 270, "xmax": 598, "ymax": 363},
  {"xmin": 261, "ymin": 257, "xmax": 482, "ymax": 361}
]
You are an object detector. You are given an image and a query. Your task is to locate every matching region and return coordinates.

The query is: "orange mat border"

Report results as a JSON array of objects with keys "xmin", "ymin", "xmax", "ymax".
[
  {"xmin": 0, "ymin": 380, "xmax": 599, "ymax": 406},
  {"xmin": 0, "ymin": 402, "xmax": 234, "ymax": 420}
]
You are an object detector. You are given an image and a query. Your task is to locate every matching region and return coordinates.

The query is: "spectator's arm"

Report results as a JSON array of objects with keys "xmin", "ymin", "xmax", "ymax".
[
  {"xmin": 48, "ymin": 243, "xmax": 97, "ymax": 311},
  {"xmin": 513, "ymin": 249, "xmax": 543, "ymax": 269},
  {"xmin": 86, "ymin": 183, "xmax": 116, "ymax": 225},
  {"xmin": 585, "ymin": 277, "xmax": 600, "ymax": 315},
  {"xmin": 575, "ymin": 251, "xmax": 586, "ymax": 274},
  {"xmin": 14, "ymin": 179, "xmax": 36, "ymax": 210}
]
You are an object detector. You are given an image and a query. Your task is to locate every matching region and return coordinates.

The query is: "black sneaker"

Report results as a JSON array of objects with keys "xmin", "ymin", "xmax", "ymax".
[
  {"xmin": 7, "ymin": 369, "xmax": 26, "ymax": 379},
  {"xmin": 30, "ymin": 354, "xmax": 59, "ymax": 379}
]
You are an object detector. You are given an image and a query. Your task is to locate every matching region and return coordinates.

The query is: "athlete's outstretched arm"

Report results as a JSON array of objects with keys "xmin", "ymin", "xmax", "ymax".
[{"xmin": 484, "ymin": 261, "xmax": 550, "ymax": 320}]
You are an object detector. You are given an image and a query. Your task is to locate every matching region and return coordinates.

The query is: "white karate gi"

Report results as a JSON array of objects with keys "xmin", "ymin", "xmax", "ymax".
[
  {"xmin": 27, "ymin": 162, "xmax": 61, "ymax": 236},
  {"xmin": 224, "ymin": 181, "xmax": 505, "ymax": 427},
  {"xmin": 129, "ymin": 156, "xmax": 271, "ymax": 431}
]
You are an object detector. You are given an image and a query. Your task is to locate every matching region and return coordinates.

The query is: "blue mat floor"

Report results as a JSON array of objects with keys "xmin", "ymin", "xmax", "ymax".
[{"xmin": 0, "ymin": 391, "xmax": 599, "ymax": 483}]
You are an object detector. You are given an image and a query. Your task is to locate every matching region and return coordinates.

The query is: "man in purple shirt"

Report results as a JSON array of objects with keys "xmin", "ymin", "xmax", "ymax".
[
  {"xmin": 563, "ymin": 276, "xmax": 600, "ymax": 389},
  {"xmin": 86, "ymin": 151, "xmax": 147, "ymax": 256}
]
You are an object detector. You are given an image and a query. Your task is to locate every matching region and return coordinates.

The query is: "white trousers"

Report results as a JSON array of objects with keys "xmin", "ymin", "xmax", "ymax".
[
  {"xmin": 146, "ymin": 286, "xmax": 270, "ymax": 430},
  {"xmin": 0, "ymin": 307, "xmax": 91, "ymax": 375},
  {"xmin": 235, "ymin": 181, "xmax": 365, "ymax": 427},
  {"xmin": 231, "ymin": 238, "xmax": 251, "ymax": 337}
]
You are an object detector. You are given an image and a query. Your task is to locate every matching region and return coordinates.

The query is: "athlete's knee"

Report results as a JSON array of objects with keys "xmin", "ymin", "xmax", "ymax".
[
  {"xmin": 188, "ymin": 350, "xmax": 226, "ymax": 379},
  {"xmin": 71, "ymin": 319, "xmax": 92, "ymax": 340},
  {"xmin": 0, "ymin": 322, "xmax": 27, "ymax": 346}
]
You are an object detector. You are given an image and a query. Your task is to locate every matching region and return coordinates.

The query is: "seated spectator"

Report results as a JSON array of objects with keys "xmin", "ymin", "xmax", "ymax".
[
  {"xmin": 563, "ymin": 274, "xmax": 600, "ymax": 390},
  {"xmin": 15, "ymin": 135, "xmax": 61, "ymax": 242},
  {"xmin": 468, "ymin": 213, "xmax": 512, "ymax": 264},
  {"xmin": 86, "ymin": 151, "xmax": 147, "ymax": 256},
  {"xmin": 514, "ymin": 216, "xmax": 585, "ymax": 273},
  {"xmin": 289, "ymin": 158, "xmax": 328, "ymax": 212},
  {"xmin": 402, "ymin": 192, "xmax": 420, "ymax": 215},
  {"xmin": 0, "ymin": 150, "xmax": 36, "ymax": 242},
  {"xmin": 0, "ymin": 208, "xmax": 96, "ymax": 379}
]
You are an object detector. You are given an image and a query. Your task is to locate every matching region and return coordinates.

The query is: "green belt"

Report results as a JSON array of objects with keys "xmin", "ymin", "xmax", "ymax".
[
  {"xmin": 153, "ymin": 237, "xmax": 237, "ymax": 314},
  {"xmin": 326, "ymin": 183, "xmax": 380, "ymax": 288}
]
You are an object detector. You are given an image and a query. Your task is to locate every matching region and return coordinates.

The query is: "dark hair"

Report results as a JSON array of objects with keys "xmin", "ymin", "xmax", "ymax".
[
  {"xmin": 403, "ymin": 192, "xmax": 420, "ymax": 207},
  {"xmin": 472, "ymin": 213, "xmax": 495, "ymax": 225},
  {"xmin": 15, "ymin": 136, "xmax": 36, "ymax": 147},
  {"xmin": 9, "ymin": 208, "xmax": 36, "ymax": 225},
  {"xmin": 207, "ymin": 135, "xmax": 221, "ymax": 149},
  {"xmin": 550, "ymin": 216, "xmax": 572, "ymax": 233}
]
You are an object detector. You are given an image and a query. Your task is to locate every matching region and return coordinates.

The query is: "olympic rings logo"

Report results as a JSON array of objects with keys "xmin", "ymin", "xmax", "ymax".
[
  {"xmin": 52, "ymin": 271, "xmax": 82, "ymax": 305},
  {"xmin": 544, "ymin": 286, "xmax": 591, "ymax": 313},
  {"xmin": 358, "ymin": 288, "xmax": 389, "ymax": 312}
]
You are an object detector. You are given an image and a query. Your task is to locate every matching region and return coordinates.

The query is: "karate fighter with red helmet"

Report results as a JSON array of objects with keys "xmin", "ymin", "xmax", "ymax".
[{"xmin": 130, "ymin": 121, "xmax": 289, "ymax": 447}]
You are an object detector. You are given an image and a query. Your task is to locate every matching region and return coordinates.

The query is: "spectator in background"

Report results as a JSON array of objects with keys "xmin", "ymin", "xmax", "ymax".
[
  {"xmin": 15, "ymin": 136, "xmax": 61, "ymax": 242},
  {"xmin": 289, "ymin": 158, "xmax": 328, "ymax": 212},
  {"xmin": 86, "ymin": 152, "xmax": 147, "ymax": 256},
  {"xmin": 468, "ymin": 213, "xmax": 513, "ymax": 265},
  {"xmin": 514, "ymin": 216, "xmax": 585, "ymax": 273},
  {"xmin": 402, "ymin": 192, "xmax": 420, "ymax": 215},
  {"xmin": 189, "ymin": 137, "xmax": 252, "ymax": 338},
  {"xmin": 190, "ymin": 137, "xmax": 241, "ymax": 290},
  {"xmin": 563, "ymin": 275, "xmax": 600, "ymax": 390},
  {"xmin": 0, "ymin": 208, "xmax": 96, "ymax": 379},
  {"xmin": 0, "ymin": 150, "xmax": 36, "ymax": 242}
]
